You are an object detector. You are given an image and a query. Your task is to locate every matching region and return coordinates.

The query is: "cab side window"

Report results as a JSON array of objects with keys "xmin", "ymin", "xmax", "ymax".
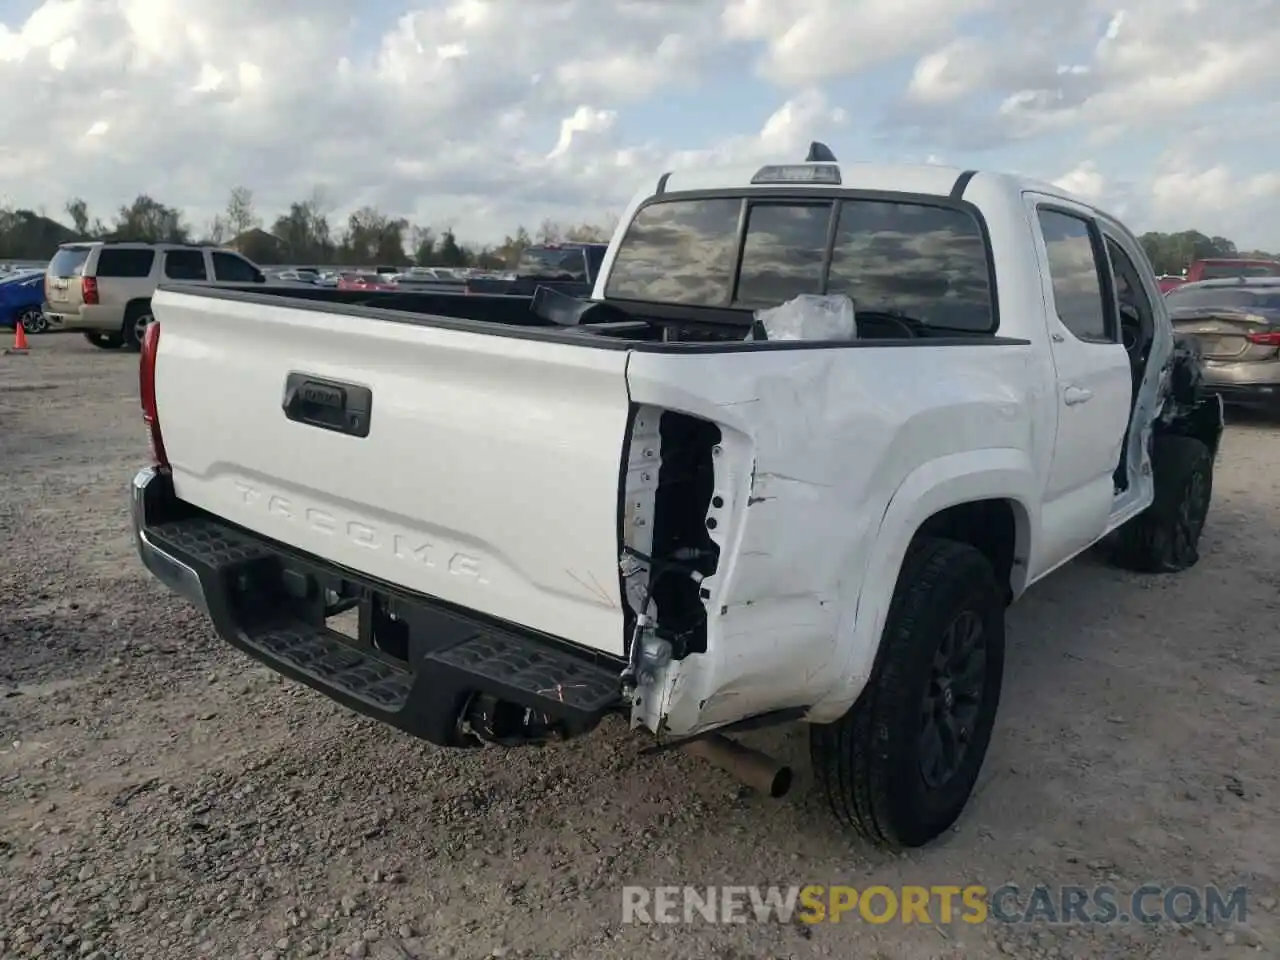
[{"xmin": 1036, "ymin": 209, "xmax": 1114, "ymax": 344}]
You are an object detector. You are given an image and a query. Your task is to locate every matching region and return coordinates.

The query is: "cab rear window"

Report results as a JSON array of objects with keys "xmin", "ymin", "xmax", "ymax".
[{"xmin": 604, "ymin": 195, "xmax": 997, "ymax": 333}]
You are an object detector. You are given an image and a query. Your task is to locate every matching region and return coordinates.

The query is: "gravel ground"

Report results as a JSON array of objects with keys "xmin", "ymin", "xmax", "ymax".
[{"xmin": 1, "ymin": 333, "xmax": 1277, "ymax": 960}]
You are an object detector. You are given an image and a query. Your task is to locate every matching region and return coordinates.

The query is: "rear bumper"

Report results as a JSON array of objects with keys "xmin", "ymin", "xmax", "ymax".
[
  {"xmin": 1205, "ymin": 382, "xmax": 1280, "ymax": 409},
  {"xmin": 130, "ymin": 467, "xmax": 625, "ymax": 747},
  {"xmin": 43, "ymin": 303, "xmax": 120, "ymax": 331},
  {"xmin": 1201, "ymin": 361, "xmax": 1280, "ymax": 409}
]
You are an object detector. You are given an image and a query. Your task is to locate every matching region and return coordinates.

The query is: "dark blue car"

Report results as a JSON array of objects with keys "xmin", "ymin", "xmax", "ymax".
[{"xmin": 0, "ymin": 270, "xmax": 48, "ymax": 334}]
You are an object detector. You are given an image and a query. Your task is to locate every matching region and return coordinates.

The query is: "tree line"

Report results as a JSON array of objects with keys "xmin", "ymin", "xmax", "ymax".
[
  {"xmin": 1, "ymin": 186, "xmax": 1275, "ymax": 273},
  {"xmin": 1136, "ymin": 230, "xmax": 1277, "ymax": 276},
  {"xmin": 0, "ymin": 187, "xmax": 618, "ymax": 269}
]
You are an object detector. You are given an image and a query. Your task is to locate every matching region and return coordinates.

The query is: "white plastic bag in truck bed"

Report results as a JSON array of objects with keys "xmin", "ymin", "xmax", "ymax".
[{"xmin": 755, "ymin": 294, "xmax": 857, "ymax": 341}]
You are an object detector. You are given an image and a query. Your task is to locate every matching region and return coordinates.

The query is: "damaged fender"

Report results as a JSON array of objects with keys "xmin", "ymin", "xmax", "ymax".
[
  {"xmin": 621, "ymin": 343, "xmax": 1043, "ymax": 738},
  {"xmin": 806, "ymin": 450, "xmax": 1037, "ymax": 724}
]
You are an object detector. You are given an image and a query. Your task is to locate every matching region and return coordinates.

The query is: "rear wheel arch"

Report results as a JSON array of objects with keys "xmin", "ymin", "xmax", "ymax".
[
  {"xmin": 830, "ymin": 454, "xmax": 1037, "ymax": 691},
  {"xmin": 857, "ymin": 496, "xmax": 1027, "ymax": 685},
  {"xmin": 912, "ymin": 498, "xmax": 1029, "ymax": 604},
  {"xmin": 808, "ymin": 461, "xmax": 1035, "ymax": 731}
]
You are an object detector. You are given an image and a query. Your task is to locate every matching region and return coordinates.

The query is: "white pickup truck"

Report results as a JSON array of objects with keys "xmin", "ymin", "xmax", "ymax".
[{"xmin": 131, "ymin": 146, "xmax": 1223, "ymax": 850}]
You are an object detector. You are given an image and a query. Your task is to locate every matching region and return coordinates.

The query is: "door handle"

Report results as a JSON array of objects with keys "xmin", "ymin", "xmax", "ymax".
[{"xmin": 1063, "ymin": 385, "xmax": 1093, "ymax": 406}]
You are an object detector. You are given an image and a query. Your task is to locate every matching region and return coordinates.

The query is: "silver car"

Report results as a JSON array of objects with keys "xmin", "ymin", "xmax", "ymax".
[{"xmin": 1166, "ymin": 277, "xmax": 1280, "ymax": 412}]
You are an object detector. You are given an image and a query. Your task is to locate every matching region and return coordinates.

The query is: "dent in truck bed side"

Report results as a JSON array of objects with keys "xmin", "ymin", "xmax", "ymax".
[{"xmin": 621, "ymin": 339, "xmax": 1042, "ymax": 736}]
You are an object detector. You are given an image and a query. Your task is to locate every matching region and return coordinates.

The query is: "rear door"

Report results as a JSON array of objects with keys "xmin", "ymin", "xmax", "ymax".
[
  {"xmin": 94, "ymin": 248, "xmax": 157, "ymax": 312},
  {"xmin": 1025, "ymin": 196, "xmax": 1133, "ymax": 574},
  {"xmin": 163, "ymin": 249, "xmax": 208, "ymax": 282}
]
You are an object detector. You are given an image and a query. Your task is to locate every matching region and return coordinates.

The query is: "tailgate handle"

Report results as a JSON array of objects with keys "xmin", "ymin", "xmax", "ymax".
[{"xmin": 282, "ymin": 373, "xmax": 372, "ymax": 438}]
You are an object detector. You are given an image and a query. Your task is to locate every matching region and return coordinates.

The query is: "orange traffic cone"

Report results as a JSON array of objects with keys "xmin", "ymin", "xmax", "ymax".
[{"xmin": 5, "ymin": 320, "xmax": 31, "ymax": 354}]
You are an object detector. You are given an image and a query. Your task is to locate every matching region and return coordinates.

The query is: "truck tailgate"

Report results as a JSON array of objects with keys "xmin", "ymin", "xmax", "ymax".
[{"xmin": 151, "ymin": 289, "xmax": 631, "ymax": 656}]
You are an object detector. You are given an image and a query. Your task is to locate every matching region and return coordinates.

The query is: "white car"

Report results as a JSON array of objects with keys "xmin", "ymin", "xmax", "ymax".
[{"xmin": 130, "ymin": 146, "xmax": 1222, "ymax": 849}]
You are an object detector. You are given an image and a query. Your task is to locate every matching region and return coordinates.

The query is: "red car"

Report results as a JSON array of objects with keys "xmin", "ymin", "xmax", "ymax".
[
  {"xmin": 337, "ymin": 272, "xmax": 397, "ymax": 292},
  {"xmin": 1158, "ymin": 259, "xmax": 1279, "ymax": 295},
  {"xmin": 1185, "ymin": 258, "xmax": 1280, "ymax": 283}
]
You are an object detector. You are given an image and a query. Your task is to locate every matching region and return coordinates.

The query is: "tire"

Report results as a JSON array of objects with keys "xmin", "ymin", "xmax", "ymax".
[
  {"xmin": 18, "ymin": 308, "xmax": 48, "ymax": 334},
  {"xmin": 121, "ymin": 302, "xmax": 154, "ymax": 351},
  {"xmin": 83, "ymin": 331, "xmax": 124, "ymax": 349},
  {"xmin": 1111, "ymin": 435, "xmax": 1213, "ymax": 573},
  {"xmin": 810, "ymin": 537, "xmax": 1005, "ymax": 849}
]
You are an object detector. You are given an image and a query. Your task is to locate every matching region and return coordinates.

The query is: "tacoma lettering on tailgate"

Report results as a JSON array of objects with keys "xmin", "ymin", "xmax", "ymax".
[{"xmin": 231, "ymin": 481, "xmax": 488, "ymax": 582}]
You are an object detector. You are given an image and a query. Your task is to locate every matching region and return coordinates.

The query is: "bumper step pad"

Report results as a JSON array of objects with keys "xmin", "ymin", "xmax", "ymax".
[{"xmin": 140, "ymin": 513, "xmax": 623, "ymax": 745}]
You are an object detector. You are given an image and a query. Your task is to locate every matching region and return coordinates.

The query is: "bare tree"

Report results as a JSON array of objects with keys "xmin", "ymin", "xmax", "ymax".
[
  {"xmin": 225, "ymin": 186, "xmax": 260, "ymax": 237},
  {"xmin": 535, "ymin": 218, "xmax": 561, "ymax": 244},
  {"xmin": 205, "ymin": 215, "xmax": 229, "ymax": 245},
  {"xmin": 65, "ymin": 197, "xmax": 91, "ymax": 236}
]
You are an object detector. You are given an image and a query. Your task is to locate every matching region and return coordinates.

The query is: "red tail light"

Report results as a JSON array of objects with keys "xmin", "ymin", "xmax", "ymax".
[
  {"xmin": 82, "ymin": 276, "xmax": 99, "ymax": 305},
  {"xmin": 139, "ymin": 322, "xmax": 169, "ymax": 468},
  {"xmin": 1246, "ymin": 331, "xmax": 1280, "ymax": 347}
]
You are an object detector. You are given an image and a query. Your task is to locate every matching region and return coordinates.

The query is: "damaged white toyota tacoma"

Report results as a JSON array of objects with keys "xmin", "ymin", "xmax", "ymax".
[{"xmin": 131, "ymin": 145, "xmax": 1223, "ymax": 849}]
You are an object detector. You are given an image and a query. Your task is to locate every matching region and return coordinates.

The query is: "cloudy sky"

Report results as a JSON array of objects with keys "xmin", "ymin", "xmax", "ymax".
[{"xmin": 2, "ymin": 0, "xmax": 1278, "ymax": 249}]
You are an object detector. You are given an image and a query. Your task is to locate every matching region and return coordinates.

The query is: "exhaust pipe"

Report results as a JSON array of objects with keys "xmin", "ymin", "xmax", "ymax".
[{"xmin": 682, "ymin": 734, "xmax": 793, "ymax": 798}]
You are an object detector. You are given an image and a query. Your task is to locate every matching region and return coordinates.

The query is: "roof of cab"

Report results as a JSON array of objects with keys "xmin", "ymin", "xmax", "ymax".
[
  {"xmin": 651, "ymin": 144, "xmax": 1092, "ymax": 210},
  {"xmin": 657, "ymin": 161, "xmax": 969, "ymax": 198}
]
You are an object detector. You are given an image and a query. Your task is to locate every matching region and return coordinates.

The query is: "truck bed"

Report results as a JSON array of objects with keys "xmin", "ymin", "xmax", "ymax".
[
  {"xmin": 163, "ymin": 281, "xmax": 759, "ymax": 346},
  {"xmin": 159, "ymin": 283, "xmax": 1023, "ymax": 349}
]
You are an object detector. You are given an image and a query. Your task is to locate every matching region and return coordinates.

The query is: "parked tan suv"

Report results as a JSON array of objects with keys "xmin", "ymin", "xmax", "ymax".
[{"xmin": 43, "ymin": 242, "xmax": 267, "ymax": 350}]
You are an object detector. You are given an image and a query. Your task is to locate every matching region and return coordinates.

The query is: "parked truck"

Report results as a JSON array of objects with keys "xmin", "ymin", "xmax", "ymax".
[{"xmin": 131, "ymin": 147, "xmax": 1222, "ymax": 849}]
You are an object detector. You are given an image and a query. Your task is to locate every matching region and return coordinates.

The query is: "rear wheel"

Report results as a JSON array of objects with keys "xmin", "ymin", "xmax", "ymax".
[
  {"xmin": 18, "ymin": 308, "xmax": 47, "ymax": 334},
  {"xmin": 122, "ymin": 302, "xmax": 154, "ymax": 351},
  {"xmin": 1111, "ymin": 435, "xmax": 1213, "ymax": 572},
  {"xmin": 83, "ymin": 331, "xmax": 123, "ymax": 349},
  {"xmin": 810, "ymin": 537, "xmax": 1005, "ymax": 848}
]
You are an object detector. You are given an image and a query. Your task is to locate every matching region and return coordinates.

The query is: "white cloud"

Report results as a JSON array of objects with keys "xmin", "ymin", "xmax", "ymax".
[
  {"xmin": 723, "ymin": 0, "xmax": 992, "ymax": 87},
  {"xmin": 898, "ymin": 0, "xmax": 1280, "ymax": 140},
  {"xmin": 0, "ymin": 0, "xmax": 1277, "ymax": 250},
  {"xmin": 1145, "ymin": 159, "xmax": 1280, "ymax": 244},
  {"xmin": 1052, "ymin": 161, "xmax": 1106, "ymax": 204},
  {"xmin": 547, "ymin": 107, "xmax": 617, "ymax": 160}
]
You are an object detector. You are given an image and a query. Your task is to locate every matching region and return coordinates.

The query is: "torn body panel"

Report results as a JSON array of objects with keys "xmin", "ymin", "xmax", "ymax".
[
  {"xmin": 1154, "ymin": 334, "xmax": 1226, "ymax": 456},
  {"xmin": 620, "ymin": 406, "xmax": 724, "ymax": 732},
  {"xmin": 623, "ymin": 343, "xmax": 1044, "ymax": 736}
]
